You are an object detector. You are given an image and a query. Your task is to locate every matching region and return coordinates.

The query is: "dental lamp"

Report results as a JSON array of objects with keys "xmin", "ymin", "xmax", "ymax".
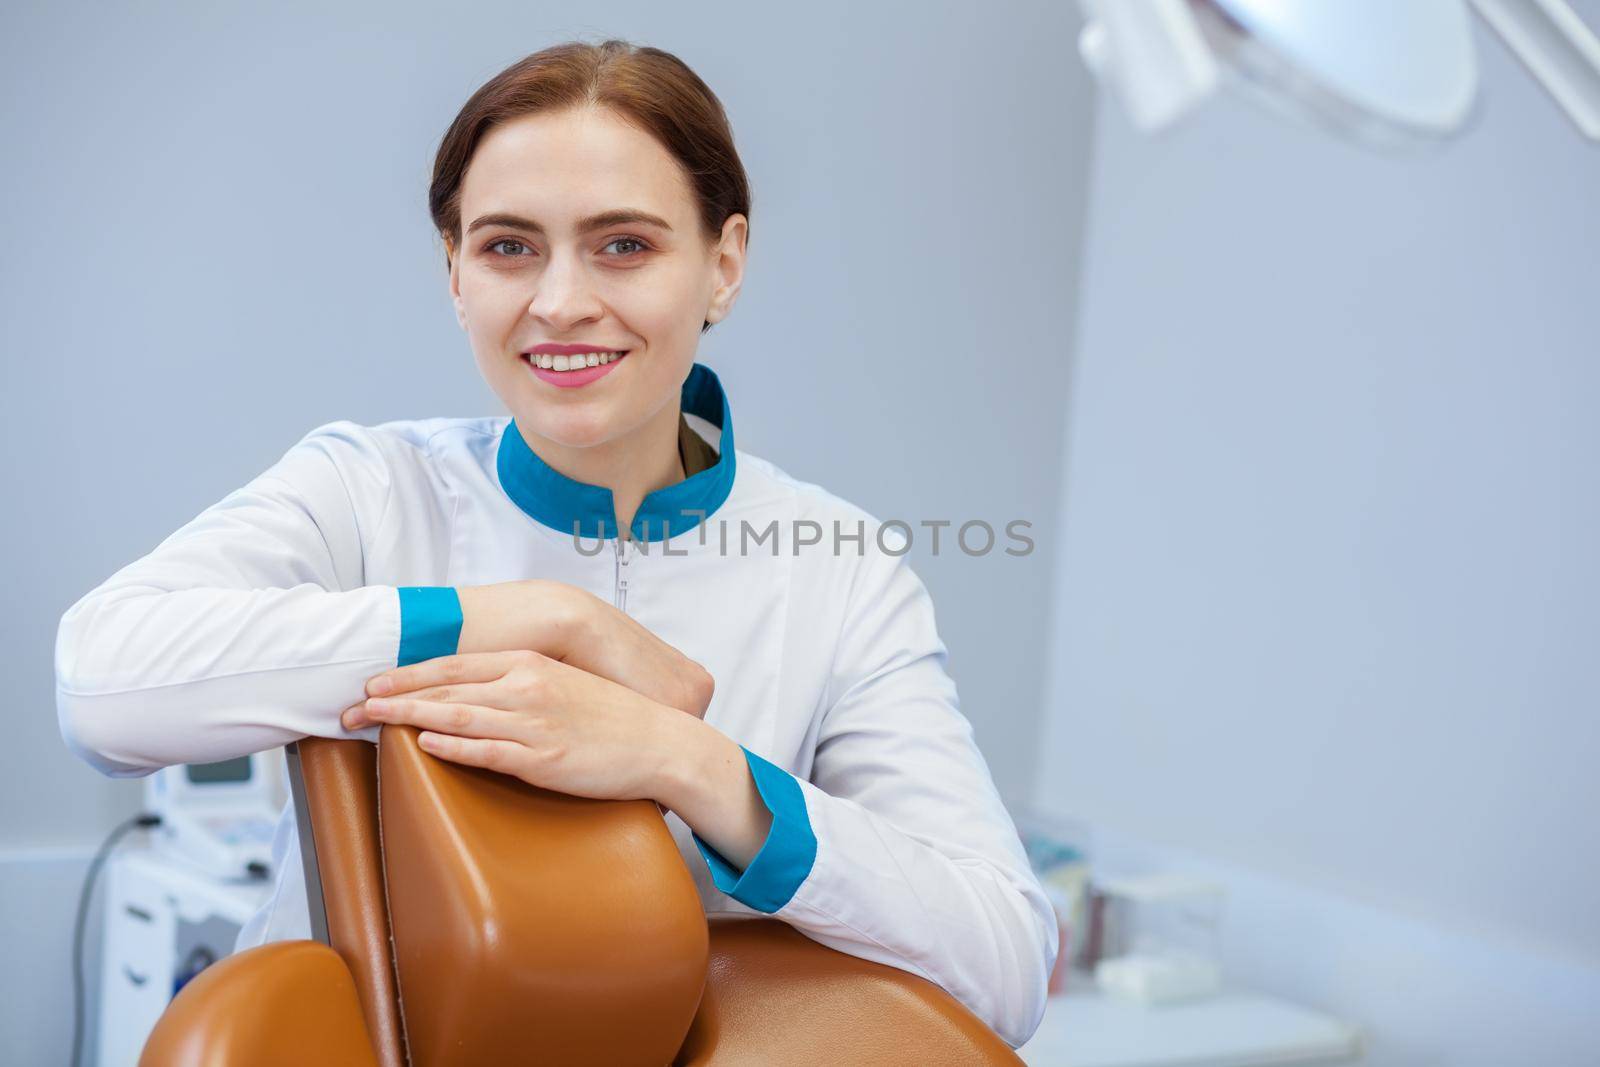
[{"xmin": 1077, "ymin": 0, "xmax": 1600, "ymax": 146}]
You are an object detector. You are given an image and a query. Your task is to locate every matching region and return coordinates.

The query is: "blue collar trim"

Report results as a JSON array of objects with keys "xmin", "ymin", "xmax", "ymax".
[{"xmin": 496, "ymin": 361, "xmax": 736, "ymax": 543}]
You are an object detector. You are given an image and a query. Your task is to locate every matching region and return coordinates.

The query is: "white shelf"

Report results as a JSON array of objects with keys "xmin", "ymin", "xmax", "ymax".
[{"xmin": 1016, "ymin": 974, "xmax": 1362, "ymax": 1067}]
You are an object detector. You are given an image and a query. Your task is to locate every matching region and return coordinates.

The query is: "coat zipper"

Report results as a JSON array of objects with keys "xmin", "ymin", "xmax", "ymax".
[{"xmin": 613, "ymin": 532, "xmax": 634, "ymax": 614}]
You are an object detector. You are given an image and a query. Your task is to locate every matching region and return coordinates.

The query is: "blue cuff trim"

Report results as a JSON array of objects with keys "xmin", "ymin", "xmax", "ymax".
[
  {"xmin": 395, "ymin": 586, "xmax": 463, "ymax": 667},
  {"xmin": 691, "ymin": 746, "xmax": 818, "ymax": 913}
]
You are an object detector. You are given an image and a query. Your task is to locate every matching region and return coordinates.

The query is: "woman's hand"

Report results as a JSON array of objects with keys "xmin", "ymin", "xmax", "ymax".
[
  {"xmin": 340, "ymin": 649, "xmax": 696, "ymax": 802},
  {"xmin": 457, "ymin": 580, "xmax": 714, "ymax": 718}
]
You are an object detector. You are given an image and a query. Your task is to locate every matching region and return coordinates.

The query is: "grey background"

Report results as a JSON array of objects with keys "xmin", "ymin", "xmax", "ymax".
[{"xmin": 2, "ymin": 1, "xmax": 1094, "ymax": 1061}]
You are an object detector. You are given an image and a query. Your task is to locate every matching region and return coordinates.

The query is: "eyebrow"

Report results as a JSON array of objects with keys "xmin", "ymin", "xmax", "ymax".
[{"xmin": 465, "ymin": 209, "xmax": 674, "ymax": 236}]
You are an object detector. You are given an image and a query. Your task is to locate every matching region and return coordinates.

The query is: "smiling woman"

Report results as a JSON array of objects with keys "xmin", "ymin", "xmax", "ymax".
[
  {"xmin": 431, "ymin": 60, "xmax": 749, "ymax": 516},
  {"xmin": 52, "ymin": 38, "xmax": 1057, "ymax": 1049}
]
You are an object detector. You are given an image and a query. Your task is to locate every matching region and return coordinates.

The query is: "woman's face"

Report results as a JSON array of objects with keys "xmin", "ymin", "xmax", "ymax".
[{"xmin": 446, "ymin": 105, "xmax": 745, "ymax": 451}]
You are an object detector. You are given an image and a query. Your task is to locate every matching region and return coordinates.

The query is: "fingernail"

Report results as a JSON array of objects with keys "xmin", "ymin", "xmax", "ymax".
[
  {"xmin": 367, "ymin": 697, "xmax": 392, "ymax": 711},
  {"xmin": 368, "ymin": 676, "xmax": 394, "ymax": 696}
]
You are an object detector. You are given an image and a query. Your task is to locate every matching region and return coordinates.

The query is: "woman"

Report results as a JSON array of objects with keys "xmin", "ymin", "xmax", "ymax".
[{"xmin": 54, "ymin": 39, "xmax": 1056, "ymax": 1047}]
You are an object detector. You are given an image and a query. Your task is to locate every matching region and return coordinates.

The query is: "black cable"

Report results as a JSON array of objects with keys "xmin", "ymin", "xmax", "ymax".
[{"xmin": 72, "ymin": 812, "xmax": 161, "ymax": 1067}]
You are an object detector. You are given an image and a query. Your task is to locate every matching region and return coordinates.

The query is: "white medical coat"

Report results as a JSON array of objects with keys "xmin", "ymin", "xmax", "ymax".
[{"xmin": 54, "ymin": 362, "xmax": 1057, "ymax": 1047}]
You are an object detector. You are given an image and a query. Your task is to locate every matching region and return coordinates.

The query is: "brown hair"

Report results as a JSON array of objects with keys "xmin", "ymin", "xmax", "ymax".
[{"xmin": 429, "ymin": 39, "xmax": 752, "ymax": 334}]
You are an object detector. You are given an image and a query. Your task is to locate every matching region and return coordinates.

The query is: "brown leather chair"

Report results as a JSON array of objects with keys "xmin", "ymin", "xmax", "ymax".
[{"xmin": 137, "ymin": 725, "xmax": 1026, "ymax": 1065}]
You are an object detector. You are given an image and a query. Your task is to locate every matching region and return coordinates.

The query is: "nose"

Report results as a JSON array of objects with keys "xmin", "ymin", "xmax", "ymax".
[{"xmin": 526, "ymin": 246, "xmax": 603, "ymax": 332}]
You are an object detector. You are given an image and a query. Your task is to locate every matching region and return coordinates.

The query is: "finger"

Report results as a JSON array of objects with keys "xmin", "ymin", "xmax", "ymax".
[
  {"xmin": 336, "ymin": 698, "xmax": 368, "ymax": 734},
  {"xmin": 366, "ymin": 651, "xmax": 537, "ymax": 697},
  {"xmin": 347, "ymin": 696, "xmax": 525, "ymax": 739},
  {"xmin": 380, "ymin": 680, "xmax": 503, "ymax": 709},
  {"xmin": 416, "ymin": 731, "xmax": 529, "ymax": 775}
]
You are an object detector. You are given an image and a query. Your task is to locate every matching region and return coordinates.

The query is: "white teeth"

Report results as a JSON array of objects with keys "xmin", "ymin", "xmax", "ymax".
[{"xmin": 529, "ymin": 350, "xmax": 625, "ymax": 370}]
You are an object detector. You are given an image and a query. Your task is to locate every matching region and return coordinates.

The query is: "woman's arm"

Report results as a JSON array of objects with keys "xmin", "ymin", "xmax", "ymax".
[
  {"xmin": 655, "ymin": 718, "xmax": 774, "ymax": 871},
  {"xmin": 653, "ymin": 529, "xmax": 1057, "ymax": 1049},
  {"xmin": 53, "ymin": 421, "xmax": 463, "ymax": 776}
]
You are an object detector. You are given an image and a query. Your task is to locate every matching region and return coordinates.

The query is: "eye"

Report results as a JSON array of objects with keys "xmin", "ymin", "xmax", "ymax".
[
  {"xmin": 485, "ymin": 238, "xmax": 532, "ymax": 258},
  {"xmin": 603, "ymin": 235, "xmax": 650, "ymax": 257}
]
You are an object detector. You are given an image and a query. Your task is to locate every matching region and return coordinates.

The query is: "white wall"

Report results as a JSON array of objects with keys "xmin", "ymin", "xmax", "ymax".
[
  {"xmin": 1033, "ymin": 5, "xmax": 1600, "ymax": 1064},
  {"xmin": 3, "ymin": 1, "xmax": 1095, "ymax": 1060}
]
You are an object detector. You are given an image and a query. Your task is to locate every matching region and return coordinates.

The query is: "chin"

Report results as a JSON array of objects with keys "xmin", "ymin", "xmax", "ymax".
[{"xmin": 520, "ymin": 403, "xmax": 620, "ymax": 446}]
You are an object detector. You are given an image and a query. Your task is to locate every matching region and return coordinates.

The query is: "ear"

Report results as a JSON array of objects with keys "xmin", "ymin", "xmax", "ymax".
[
  {"xmin": 705, "ymin": 214, "xmax": 748, "ymax": 326},
  {"xmin": 444, "ymin": 234, "xmax": 466, "ymax": 331}
]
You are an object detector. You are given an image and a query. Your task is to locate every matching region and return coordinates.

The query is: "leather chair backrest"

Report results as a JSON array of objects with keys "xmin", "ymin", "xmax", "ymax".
[
  {"xmin": 378, "ymin": 723, "xmax": 710, "ymax": 1067},
  {"xmin": 292, "ymin": 738, "xmax": 407, "ymax": 1067}
]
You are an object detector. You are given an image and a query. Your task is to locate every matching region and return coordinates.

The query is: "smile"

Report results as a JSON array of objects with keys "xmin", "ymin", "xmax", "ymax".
[
  {"xmin": 521, "ymin": 350, "xmax": 629, "ymax": 389},
  {"xmin": 525, "ymin": 350, "xmax": 627, "ymax": 371}
]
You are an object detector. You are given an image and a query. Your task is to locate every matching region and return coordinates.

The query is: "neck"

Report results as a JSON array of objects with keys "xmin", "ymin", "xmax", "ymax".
[{"xmin": 519, "ymin": 402, "xmax": 687, "ymax": 537}]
